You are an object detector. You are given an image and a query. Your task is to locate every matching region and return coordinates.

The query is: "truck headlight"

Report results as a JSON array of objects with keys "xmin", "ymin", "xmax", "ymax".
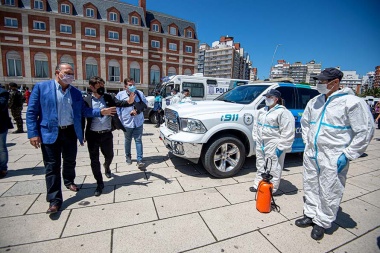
[{"xmin": 179, "ymin": 118, "xmax": 207, "ymax": 133}]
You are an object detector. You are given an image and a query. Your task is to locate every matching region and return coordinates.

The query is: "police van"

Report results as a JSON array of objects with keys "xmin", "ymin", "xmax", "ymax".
[
  {"xmin": 144, "ymin": 74, "xmax": 248, "ymax": 123},
  {"xmin": 159, "ymin": 82, "xmax": 319, "ymax": 178}
]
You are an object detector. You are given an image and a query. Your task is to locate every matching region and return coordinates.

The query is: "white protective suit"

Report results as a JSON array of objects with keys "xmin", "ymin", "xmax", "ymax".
[
  {"xmin": 170, "ymin": 93, "xmax": 181, "ymax": 105},
  {"xmin": 253, "ymin": 104, "xmax": 295, "ymax": 193},
  {"xmin": 301, "ymin": 87, "xmax": 374, "ymax": 229}
]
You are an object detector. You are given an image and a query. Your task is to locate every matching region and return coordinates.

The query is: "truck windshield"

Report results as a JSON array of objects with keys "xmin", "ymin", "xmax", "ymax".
[{"xmin": 215, "ymin": 85, "xmax": 269, "ymax": 104}]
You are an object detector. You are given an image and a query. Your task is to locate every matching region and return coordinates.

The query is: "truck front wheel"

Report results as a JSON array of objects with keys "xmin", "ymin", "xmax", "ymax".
[{"xmin": 201, "ymin": 135, "xmax": 246, "ymax": 178}]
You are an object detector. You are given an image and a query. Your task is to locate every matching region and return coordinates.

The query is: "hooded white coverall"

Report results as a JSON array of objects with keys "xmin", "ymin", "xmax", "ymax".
[
  {"xmin": 301, "ymin": 87, "xmax": 374, "ymax": 229},
  {"xmin": 253, "ymin": 104, "xmax": 295, "ymax": 193}
]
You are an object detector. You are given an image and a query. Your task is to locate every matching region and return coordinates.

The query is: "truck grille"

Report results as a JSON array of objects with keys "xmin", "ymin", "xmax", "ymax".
[{"xmin": 165, "ymin": 108, "xmax": 179, "ymax": 133}]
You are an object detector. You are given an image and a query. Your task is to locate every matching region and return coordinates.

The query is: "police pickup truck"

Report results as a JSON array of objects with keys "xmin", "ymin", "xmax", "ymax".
[{"xmin": 159, "ymin": 82, "xmax": 319, "ymax": 178}]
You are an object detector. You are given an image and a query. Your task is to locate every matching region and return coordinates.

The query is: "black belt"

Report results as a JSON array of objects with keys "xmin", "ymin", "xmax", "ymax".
[
  {"xmin": 59, "ymin": 125, "xmax": 73, "ymax": 129},
  {"xmin": 90, "ymin": 129, "xmax": 111, "ymax": 134}
]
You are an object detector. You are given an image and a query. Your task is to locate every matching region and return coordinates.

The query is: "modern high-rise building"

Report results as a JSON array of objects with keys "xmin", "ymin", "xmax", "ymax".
[
  {"xmin": 306, "ymin": 60, "xmax": 321, "ymax": 85},
  {"xmin": 270, "ymin": 59, "xmax": 290, "ymax": 79},
  {"xmin": 200, "ymin": 36, "xmax": 250, "ymax": 79},
  {"xmin": 341, "ymin": 70, "xmax": 362, "ymax": 94},
  {"xmin": 374, "ymin": 66, "xmax": 380, "ymax": 88},
  {"xmin": 361, "ymin": 71, "xmax": 375, "ymax": 92},
  {"xmin": 270, "ymin": 60, "xmax": 321, "ymax": 84},
  {"xmin": 0, "ymin": 0, "xmax": 198, "ymax": 93}
]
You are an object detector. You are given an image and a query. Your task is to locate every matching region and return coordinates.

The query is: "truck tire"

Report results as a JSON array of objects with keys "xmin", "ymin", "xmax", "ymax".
[
  {"xmin": 201, "ymin": 135, "xmax": 246, "ymax": 178},
  {"xmin": 149, "ymin": 112, "xmax": 157, "ymax": 124}
]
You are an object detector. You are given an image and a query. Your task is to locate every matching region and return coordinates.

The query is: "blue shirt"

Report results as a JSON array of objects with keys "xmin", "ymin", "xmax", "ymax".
[
  {"xmin": 90, "ymin": 95, "xmax": 111, "ymax": 131},
  {"xmin": 115, "ymin": 90, "xmax": 146, "ymax": 128},
  {"xmin": 55, "ymin": 80, "xmax": 74, "ymax": 126}
]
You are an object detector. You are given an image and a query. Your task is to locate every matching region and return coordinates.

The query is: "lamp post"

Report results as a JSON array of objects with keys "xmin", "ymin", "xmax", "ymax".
[{"xmin": 269, "ymin": 44, "xmax": 282, "ymax": 79}]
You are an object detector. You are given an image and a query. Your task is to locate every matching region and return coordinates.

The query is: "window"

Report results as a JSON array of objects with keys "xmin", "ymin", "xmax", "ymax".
[
  {"xmin": 6, "ymin": 51, "xmax": 22, "ymax": 77},
  {"xmin": 182, "ymin": 82, "xmax": 204, "ymax": 98},
  {"xmin": 61, "ymin": 4, "xmax": 70, "ymax": 14},
  {"xmin": 168, "ymin": 67, "xmax": 176, "ymax": 76},
  {"xmin": 109, "ymin": 12, "xmax": 117, "ymax": 21},
  {"xmin": 4, "ymin": 18, "xmax": 18, "ymax": 28},
  {"xmin": 152, "ymin": 24, "xmax": 159, "ymax": 32},
  {"xmin": 5, "ymin": 0, "xmax": 15, "ymax": 6},
  {"xmin": 276, "ymin": 87, "xmax": 296, "ymax": 109},
  {"xmin": 108, "ymin": 31, "xmax": 119, "ymax": 40},
  {"xmin": 186, "ymin": 30, "xmax": 192, "ymax": 38},
  {"xmin": 296, "ymin": 87, "xmax": 319, "ymax": 109},
  {"xmin": 169, "ymin": 27, "xmax": 176, "ymax": 35},
  {"xmin": 60, "ymin": 55, "xmax": 74, "ymax": 69},
  {"xmin": 85, "ymin": 27, "xmax": 96, "ymax": 37},
  {"xmin": 60, "ymin": 24, "xmax": 72, "ymax": 34},
  {"xmin": 184, "ymin": 69, "xmax": 192, "ymax": 75},
  {"xmin": 85, "ymin": 57, "xmax": 98, "ymax": 80},
  {"xmin": 86, "ymin": 8, "xmax": 94, "ymax": 18},
  {"xmin": 130, "ymin": 61, "xmax": 140, "ymax": 83},
  {"xmin": 151, "ymin": 40, "xmax": 160, "ymax": 48},
  {"xmin": 34, "ymin": 0, "xmax": 43, "ymax": 9},
  {"xmin": 150, "ymin": 65, "xmax": 160, "ymax": 85},
  {"xmin": 169, "ymin": 43, "xmax": 177, "ymax": 51},
  {"xmin": 34, "ymin": 52, "xmax": 48, "ymax": 78},
  {"xmin": 130, "ymin": 34, "xmax": 140, "ymax": 43},
  {"xmin": 33, "ymin": 21, "xmax": 46, "ymax": 30},
  {"xmin": 185, "ymin": 46, "xmax": 192, "ymax": 53},
  {"xmin": 108, "ymin": 60, "xmax": 120, "ymax": 82},
  {"xmin": 131, "ymin": 16, "xmax": 139, "ymax": 25}
]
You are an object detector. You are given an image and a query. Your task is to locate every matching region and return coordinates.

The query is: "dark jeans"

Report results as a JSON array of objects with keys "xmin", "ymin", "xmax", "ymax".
[
  {"xmin": 86, "ymin": 130, "xmax": 113, "ymax": 186},
  {"xmin": 154, "ymin": 110, "xmax": 162, "ymax": 127},
  {"xmin": 0, "ymin": 129, "xmax": 8, "ymax": 172},
  {"xmin": 41, "ymin": 126, "xmax": 77, "ymax": 206}
]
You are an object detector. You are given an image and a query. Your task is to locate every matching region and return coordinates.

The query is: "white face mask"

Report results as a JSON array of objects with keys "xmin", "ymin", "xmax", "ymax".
[
  {"xmin": 59, "ymin": 73, "xmax": 75, "ymax": 84},
  {"xmin": 171, "ymin": 92, "xmax": 174, "ymax": 96},
  {"xmin": 265, "ymin": 98, "xmax": 275, "ymax": 106},
  {"xmin": 316, "ymin": 80, "xmax": 334, "ymax": 94}
]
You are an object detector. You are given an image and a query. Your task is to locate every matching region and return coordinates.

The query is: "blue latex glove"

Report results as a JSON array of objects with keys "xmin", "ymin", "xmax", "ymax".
[
  {"xmin": 337, "ymin": 153, "xmax": 348, "ymax": 173},
  {"xmin": 276, "ymin": 148, "xmax": 283, "ymax": 158}
]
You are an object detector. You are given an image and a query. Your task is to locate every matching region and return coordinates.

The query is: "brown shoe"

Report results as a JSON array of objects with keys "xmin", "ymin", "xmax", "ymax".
[
  {"xmin": 66, "ymin": 184, "xmax": 79, "ymax": 192},
  {"xmin": 46, "ymin": 205, "xmax": 60, "ymax": 214}
]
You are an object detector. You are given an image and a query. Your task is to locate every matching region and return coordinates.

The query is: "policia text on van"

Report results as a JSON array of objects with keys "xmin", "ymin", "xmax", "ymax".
[{"xmin": 159, "ymin": 82, "xmax": 319, "ymax": 178}]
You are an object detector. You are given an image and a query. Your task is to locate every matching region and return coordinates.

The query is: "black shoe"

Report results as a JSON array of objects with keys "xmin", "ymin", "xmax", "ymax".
[
  {"xmin": 12, "ymin": 130, "xmax": 24, "ymax": 134},
  {"xmin": 126, "ymin": 157, "xmax": 132, "ymax": 165},
  {"xmin": 295, "ymin": 216, "xmax": 314, "ymax": 228},
  {"xmin": 154, "ymin": 125, "xmax": 160, "ymax": 128},
  {"xmin": 137, "ymin": 161, "xmax": 146, "ymax": 171},
  {"xmin": 94, "ymin": 184, "xmax": 104, "ymax": 197},
  {"xmin": 103, "ymin": 163, "xmax": 112, "ymax": 178},
  {"xmin": 311, "ymin": 224, "xmax": 325, "ymax": 240},
  {"xmin": 249, "ymin": 187, "xmax": 257, "ymax": 192},
  {"xmin": 0, "ymin": 170, "xmax": 7, "ymax": 179}
]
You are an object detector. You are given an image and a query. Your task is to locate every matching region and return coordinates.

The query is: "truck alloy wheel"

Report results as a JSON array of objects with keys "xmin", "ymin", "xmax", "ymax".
[{"xmin": 202, "ymin": 135, "xmax": 246, "ymax": 178}]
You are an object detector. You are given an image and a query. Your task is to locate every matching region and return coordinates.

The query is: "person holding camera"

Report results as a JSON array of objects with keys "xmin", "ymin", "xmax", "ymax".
[{"xmin": 116, "ymin": 78, "xmax": 148, "ymax": 169}]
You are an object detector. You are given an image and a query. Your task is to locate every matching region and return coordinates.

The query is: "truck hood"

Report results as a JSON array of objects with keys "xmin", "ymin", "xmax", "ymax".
[{"xmin": 167, "ymin": 101, "xmax": 245, "ymax": 118}]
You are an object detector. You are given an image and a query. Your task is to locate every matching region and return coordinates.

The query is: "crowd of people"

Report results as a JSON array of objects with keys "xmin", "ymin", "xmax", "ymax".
[{"xmin": 0, "ymin": 66, "xmax": 376, "ymax": 242}]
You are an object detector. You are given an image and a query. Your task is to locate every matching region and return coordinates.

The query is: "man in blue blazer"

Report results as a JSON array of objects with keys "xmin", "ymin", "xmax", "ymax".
[{"xmin": 26, "ymin": 63, "xmax": 116, "ymax": 214}]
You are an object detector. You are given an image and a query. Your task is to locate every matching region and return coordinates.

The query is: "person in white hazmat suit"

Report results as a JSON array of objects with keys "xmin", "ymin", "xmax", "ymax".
[
  {"xmin": 169, "ymin": 88, "xmax": 181, "ymax": 105},
  {"xmin": 295, "ymin": 68, "xmax": 375, "ymax": 241},
  {"xmin": 249, "ymin": 89, "xmax": 295, "ymax": 194}
]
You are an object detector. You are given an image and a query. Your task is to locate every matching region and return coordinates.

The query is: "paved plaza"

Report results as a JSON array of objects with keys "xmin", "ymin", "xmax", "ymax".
[{"xmin": 0, "ymin": 106, "xmax": 379, "ymax": 253}]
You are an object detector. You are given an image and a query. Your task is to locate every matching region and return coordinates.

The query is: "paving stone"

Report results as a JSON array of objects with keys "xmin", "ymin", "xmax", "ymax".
[
  {"xmin": 0, "ymin": 182, "xmax": 16, "ymax": 196},
  {"xmin": 187, "ymin": 231, "xmax": 279, "ymax": 253},
  {"xmin": 271, "ymin": 190, "xmax": 305, "ymax": 220},
  {"xmin": 81, "ymin": 171, "xmax": 147, "ymax": 188},
  {"xmin": 113, "ymin": 213, "xmax": 215, "ymax": 253},
  {"xmin": 115, "ymin": 179, "xmax": 183, "ymax": 202},
  {"xmin": 176, "ymin": 174, "xmax": 237, "ymax": 191},
  {"xmin": 154, "ymin": 188, "xmax": 230, "ymax": 219},
  {"xmin": 27, "ymin": 186, "xmax": 115, "ymax": 214},
  {"xmin": 0, "ymin": 194, "xmax": 38, "ymax": 218},
  {"xmin": 335, "ymin": 198, "xmax": 380, "ymax": 236},
  {"xmin": 278, "ymin": 173, "xmax": 303, "ymax": 193},
  {"xmin": 62, "ymin": 198, "xmax": 157, "ymax": 236},
  {"xmin": 0, "ymin": 168, "xmax": 45, "ymax": 183},
  {"xmin": 146, "ymin": 165, "xmax": 200, "ymax": 179},
  {"xmin": 332, "ymin": 227, "xmax": 380, "ymax": 253},
  {"xmin": 0, "ymin": 211, "xmax": 69, "ymax": 247},
  {"xmin": 200, "ymin": 201, "xmax": 287, "ymax": 240},
  {"xmin": 346, "ymin": 173, "xmax": 380, "ymax": 192},
  {"xmin": 358, "ymin": 189, "xmax": 380, "ymax": 208},
  {"xmin": 0, "ymin": 230, "xmax": 111, "ymax": 253},
  {"xmin": 2, "ymin": 176, "xmax": 85, "ymax": 197},
  {"xmin": 6, "ymin": 161, "xmax": 41, "ymax": 170},
  {"xmin": 216, "ymin": 181, "xmax": 254, "ymax": 204},
  {"xmin": 260, "ymin": 220, "xmax": 355, "ymax": 253},
  {"xmin": 342, "ymin": 182, "xmax": 370, "ymax": 202}
]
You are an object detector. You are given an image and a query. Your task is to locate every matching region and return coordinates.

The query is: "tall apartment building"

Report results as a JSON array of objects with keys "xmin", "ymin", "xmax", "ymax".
[
  {"xmin": 374, "ymin": 66, "xmax": 380, "ymax": 88},
  {"xmin": 340, "ymin": 70, "xmax": 362, "ymax": 93},
  {"xmin": 201, "ymin": 36, "xmax": 249, "ymax": 79},
  {"xmin": 270, "ymin": 60, "xmax": 321, "ymax": 84},
  {"xmin": 0, "ymin": 0, "xmax": 198, "ymax": 93},
  {"xmin": 270, "ymin": 59, "xmax": 289, "ymax": 79},
  {"xmin": 197, "ymin": 42, "xmax": 208, "ymax": 74},
  {"xmin": 361, "ymin": 71, "xmax": 375, "ymax": 92},
  {"xmin": 306, "ymin": 60, "xmax": 321, "ymax": 85},
  {"xmin": 289, "ymin": 62, "xmax": 308, "ymax": 83}
]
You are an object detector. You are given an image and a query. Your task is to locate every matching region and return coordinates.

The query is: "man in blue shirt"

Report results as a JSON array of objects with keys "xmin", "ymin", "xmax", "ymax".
[
  {"xmin": 116, "ymin": 78, "xmax": 148, "ymax": 169},
  {"xmin": 83, "ymin": 76, "xmax": 133, "ymax": 196},
  {"xmin": 26, "ymin": 63, "xmax": 116, "ymax": 214}
]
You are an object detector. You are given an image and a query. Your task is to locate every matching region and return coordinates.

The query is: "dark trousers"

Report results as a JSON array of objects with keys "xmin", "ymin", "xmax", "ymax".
[
  {"xmin": 86, "ymin": 131, "xmax": 113, "ymax": 186},
  {"xmin": 41, "ymin": 126, "xmax": 77, "ymax": 206},
  {"xmin": 154, "ymin": 110, "xmax": 162, "ymax": 127},
  {"xmin": 11, "ymin": 107, "xmax": 23, "ymax": 131}
]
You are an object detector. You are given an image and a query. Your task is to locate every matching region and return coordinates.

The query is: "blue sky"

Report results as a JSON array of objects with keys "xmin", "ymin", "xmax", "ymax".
[{"xmin": 125, "ymin": 0, "xmax": 380, "ymax": 79}]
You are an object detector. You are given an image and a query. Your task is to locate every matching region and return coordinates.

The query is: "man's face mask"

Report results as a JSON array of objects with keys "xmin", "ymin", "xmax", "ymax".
[
  {"xmin": 316, "ymin": 80, "xmax": 333, "ymax": 94},
  {"xmin": 59, "ymin": 72, "xmax": 75, "ymax": 84},
  {"xmin": 96, "ymin": 87, "xmax": 105, "ymax": 96}
]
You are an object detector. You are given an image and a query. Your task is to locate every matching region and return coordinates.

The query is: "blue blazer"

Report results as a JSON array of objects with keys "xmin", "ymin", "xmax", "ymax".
[{"xmin": 26, "ymin": 80, "xmax": 101, "ymax": 144}]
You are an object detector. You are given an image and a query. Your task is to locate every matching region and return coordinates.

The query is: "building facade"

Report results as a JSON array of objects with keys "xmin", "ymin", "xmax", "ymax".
[
  {"xmin": 340, "ymin": 70, "xmax": 362, "ymax": 94},
  {"xmin": 374, "ymin": 66, "xmax": 380, "ymax": 88},
  {"xmin": 0, "ymin": 0, "xmax": 198, "ymax": 93},
  {"xmin": 270, "ymin": 60, "xmax": 321, "ymax": 84},
  {"xmin": 200, "ymin": 36, "xmax": 250, "ymax": 80}
]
